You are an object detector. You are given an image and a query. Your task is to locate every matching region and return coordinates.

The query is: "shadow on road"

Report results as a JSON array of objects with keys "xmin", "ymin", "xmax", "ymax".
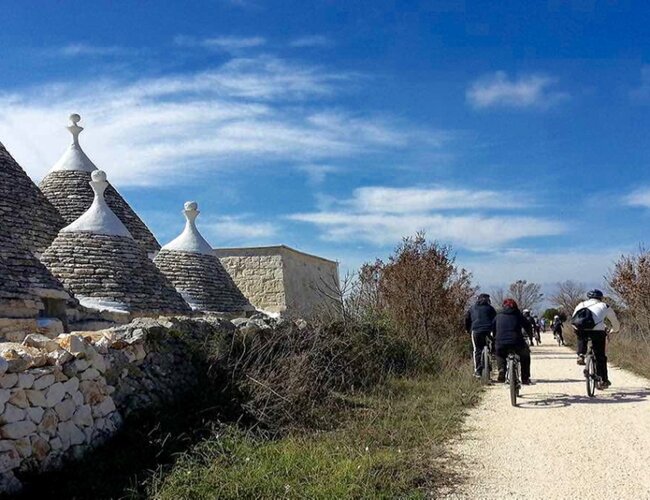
[{"xmin": 517, "ymin": 387, "xmax": 650, "ymax": 409}]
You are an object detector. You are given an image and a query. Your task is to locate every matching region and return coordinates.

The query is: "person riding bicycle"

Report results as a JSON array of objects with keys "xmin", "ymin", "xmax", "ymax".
[
  {"xmin": 492, "ymin": 298, "xmax": 533, "ymax": 385},
  {"xmin": 533, "ymin": 315, "xmax": 542, "ymax": 344},
  {"xmin": 572, "ymin": 289, "xmax": 620, "ymax": 388},
  {"xmin": 465, "ymin": 293, "xmax": 497, "ymax": 378},
  {"xmin": 552, "ymin": 315, "xmax": 565, "ymax": 345},
  {"xmin": 522, "ymin": 309, "xmax": 536, "ymax": 346}
]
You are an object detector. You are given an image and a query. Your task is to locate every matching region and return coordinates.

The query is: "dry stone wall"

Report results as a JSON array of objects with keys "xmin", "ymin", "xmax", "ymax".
[{"xmin": 0, "ymin": 316, "xmax": 232, "ymax": 494}]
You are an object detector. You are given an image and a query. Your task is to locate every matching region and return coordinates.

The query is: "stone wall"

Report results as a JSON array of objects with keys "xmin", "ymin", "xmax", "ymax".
[
  {"xmin": 0, "ymin": 316, "xmax": 230, "ymax": 493},
  {"xmin": 214, "ymin": 246, "xmax": 339, "ymax": 317}
]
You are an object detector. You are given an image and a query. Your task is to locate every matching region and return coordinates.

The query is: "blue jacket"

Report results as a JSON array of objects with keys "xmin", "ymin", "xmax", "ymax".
[{"xmin": 492, "ymin": 307, "xmax": 532, "ymax": 347}]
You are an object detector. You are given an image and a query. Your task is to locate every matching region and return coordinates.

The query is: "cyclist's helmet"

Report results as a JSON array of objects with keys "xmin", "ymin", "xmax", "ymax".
[
  {"xmin": 587, "ymin": 289, "xmax": 604, "ymax": 300},
  {"xmin": 554, "ymin": 315, "xmax": 560, "ymax": 320},
  {"xmin": 522, "ymin": 309, "xmax": 530, "ymax": 314},
  {"xmin": 477, "ymin": 293, "xmax": 491, "ymax": 303}
]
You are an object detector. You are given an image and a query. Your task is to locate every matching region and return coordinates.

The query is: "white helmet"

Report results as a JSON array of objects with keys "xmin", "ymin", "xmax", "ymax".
[
  {"xmin": 523, "ymin": 309, "xmax": 530, "ymax": 314},
  {"xmin": 554, "ymin": 315, "xmax": 560, "ymax": 320}
]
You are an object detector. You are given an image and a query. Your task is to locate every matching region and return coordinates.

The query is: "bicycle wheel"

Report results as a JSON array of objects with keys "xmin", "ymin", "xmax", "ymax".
[
  {"xmin": 508, "ymin": 357, "xmax": 517, "ymax": 406},
  {"xmin": 481, "ymin": 347, "xmax": 490, "ymax": 383},
  {"xmin": 557, "ymin": 334, "xmax": 561, "ymax": 346},
  {"xmin": 585, "ymin": 354, "xmax": 596, "ymax": 397}
]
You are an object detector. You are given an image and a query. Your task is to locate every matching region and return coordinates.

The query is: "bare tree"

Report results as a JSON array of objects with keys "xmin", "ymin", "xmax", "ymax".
[
  {"xmin": 550, "ymin": 280, "xmax": 586, "ymax": 314},
  {"xmin": 490, "ymin": 287, "xmax": 506, "ymax": 309},
  {"xmin": 507, "ymin": 280, "xmax": 543, "ymax": 311}
]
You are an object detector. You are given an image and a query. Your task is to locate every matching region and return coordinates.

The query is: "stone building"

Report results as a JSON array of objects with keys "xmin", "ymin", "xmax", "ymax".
[
  {"xmin": 41, "ymin": 170, "xmax": 191, "ymax": 316},
  {"xmin": 154, "ymin": 202, "xmax": 253, "ymax": 314},
  {"xmin": 39, "ymin": 115, "xmax": 161, "ymax": 257},
  {"xmin": 0, "ymin": 142, "xmax": 64, "ymax": 255},
  {"xmin": 214, "ymin": 245, "xmax": 340, "ymax": 317}
]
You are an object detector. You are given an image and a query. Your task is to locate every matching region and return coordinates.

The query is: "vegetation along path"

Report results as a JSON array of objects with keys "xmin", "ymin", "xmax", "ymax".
[{"xmin": 447, "ymin": 331, "xmax": 650, "ymax": 499}]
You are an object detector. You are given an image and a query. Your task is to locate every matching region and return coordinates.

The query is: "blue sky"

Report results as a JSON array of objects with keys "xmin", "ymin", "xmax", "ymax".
[{"xmin": 1, "ymin": 0, "xmax": 649, "ymax": 292}]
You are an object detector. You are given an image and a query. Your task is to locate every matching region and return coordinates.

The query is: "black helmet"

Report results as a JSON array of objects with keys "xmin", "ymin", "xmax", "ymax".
[{"xmin": 587, "ymin": 289, "xmax": 604, "ymax": 300}]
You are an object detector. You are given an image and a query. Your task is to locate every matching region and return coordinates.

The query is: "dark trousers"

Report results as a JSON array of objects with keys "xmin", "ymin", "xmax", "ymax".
[
  {"xmin": 553, "ymin": 328, "xmax": 564, "ymax": 344},
  {"xmin": 472, "ymin": 331, "xmax": 490, "ymax": 373},
  {"xmin": 576, "ymin": 330, "xmax": 609, "ymax": 382},
  {"xmin": 496, "ymin": 343, "xmax": 531, "ymax": 381}
]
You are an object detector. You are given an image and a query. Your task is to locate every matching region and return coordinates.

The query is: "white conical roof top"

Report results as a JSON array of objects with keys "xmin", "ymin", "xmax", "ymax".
[
  {"xmin": 162, "ymin": 201, "xmax": 213, "ymax": 255},
  {"xmin": 49, "ymin": 114, "xmax": 98, "ymax": 173},
  {"xmin": 61, "ymin": 170, "xmax": 132, "ymax": 237}
]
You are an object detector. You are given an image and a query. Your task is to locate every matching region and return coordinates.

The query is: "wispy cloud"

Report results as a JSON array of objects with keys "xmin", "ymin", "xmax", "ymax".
[
  {"xmin": 289, "ymin": 185, "xmax": 565, "ymax": 250},
  {"xmin": 56, "ymin": 43, "xmax": 135, "ymax": 57},
  {"xmin": 0, "ymin": 55, "xmax": 438, "ymax": 186},
  {"xmin": 623, "ymin": 187, "xmax": 650, "ymax": 208},
  {"xmin": 467, "ymin": 71, "xmax": 568, "ymax": 109},
  {"xmin": 296, "ymin": 164, "xmax": 340, "ymax": 185},
  {"xmin": 174, "ymin": 35, "xmax": 266, "ymax": 52},
  {"xmin": 289, "ymin": 35, "xmax": 332, "ymax": 48},
  {"xmin": 202, "ymin": 216, "xmax": 278, "ymax": 245}
]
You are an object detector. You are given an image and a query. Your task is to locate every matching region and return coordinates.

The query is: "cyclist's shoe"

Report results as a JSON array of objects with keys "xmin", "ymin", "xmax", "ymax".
[
  {"xmin": 522, "ymin": 379, "xmax": 534, "ymax": 385},
  {"xmin": 601, "ymin": 380, "xmax": 612, "ymax": 389},
  {"xmin": 473, "ymin": 371, "xmax": 481, "ymax": 379},
  {"xmin": 577, "ymin": 355, "xmax": 586, "ymax": 366}
]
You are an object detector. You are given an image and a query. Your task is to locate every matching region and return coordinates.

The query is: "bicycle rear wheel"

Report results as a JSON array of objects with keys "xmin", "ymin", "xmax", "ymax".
[
  {"xmin": 481, "ymin": 347, "xmax": 491, "ymax": 383},
  {"xmin": 508, "ymin": 358, "xmax": 517, "ymax": 406},
  {"xmin": 586, "ymin": 355, "xmax": 596, "ymax": 397}
]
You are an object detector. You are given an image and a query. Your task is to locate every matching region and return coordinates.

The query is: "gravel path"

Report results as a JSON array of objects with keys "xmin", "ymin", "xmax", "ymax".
[{"xmin": 446, "ymin": 331, "xmax": 650, "ymax": 499}]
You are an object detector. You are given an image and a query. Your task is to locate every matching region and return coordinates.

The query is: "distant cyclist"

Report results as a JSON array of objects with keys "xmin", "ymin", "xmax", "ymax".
[
  {"xmin": 522, "ymin": 309, "xmax": 536, "ymax": 346},
  {"xmin": 572, "ymin": 289, "xmax": 620, "ymax": 388},
  {"xmin": 492, "ymin": 298, "xmax": 533, "ymax": 384},
  {"xmin": 552, "ymin": 315, "xmax": 564, "ymax": 345},
  {"xmin": 465, "ymin": 293, "xmax": 497, "ymax": 378}
]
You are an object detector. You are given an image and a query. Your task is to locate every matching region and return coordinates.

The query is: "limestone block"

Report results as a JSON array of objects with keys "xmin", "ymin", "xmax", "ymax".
[
  {"xmin": 30, "ymin": 435, "xmax": 50, "ymax": 461},
  {"xmin": 24, "ymin": 390, "xmax": 46, "ymax": 407},
  {"xmin": 0, "ymin": 360, "xmax": 7, "ymax": 379},
  {"xmin": 80, "ymin": 368, "xmax": 100, "ymax": 381},
  {"xmin": 44, "ymin": 383, "xmax": 66, "ymax": 407},
  {"xmin": 54, "ymin": 398, "xmax": 75, "ymax": 421},
  {"xmin": 0, "ymin": 449, "xmax": 20, "ymax": 473},
  {"xmin": 92, "ymin": 397, "xmax": 116, "ymax": 418},
  {"xmin": 33, "ymin": 374, "xmax": 55, "ymax": 391},
  {"xmin": 26, "ymin": 407, "xmax": 44, "ymax": 424},
  {"xmin": 16, "ymin": 373, "xmax": 34, "ymax": 390},
  {"xmin": 49, "ymin": 437, "xmax": 62, "ymax": 450},
  {"xmin": 72, "ymin": 405, "xmax": 93, "ymax": 427},
  {"xmin": 23, "ymin": 334, "xmax": 60, "ymax": 353},
  {"xmin": 38, "ymin": 410, "xmax": 58, "ymax": 437},
  {"xmin": 8, "ymin": 390, "xmax": 28, "ymax": 409},
  {"xmin": 0, "ymin": 404, "xmax": 26, "ymax": 424},
  {"xmin": 14, "ymin": 437, "xmax": 32, "ymax": 458},
  {"xmin": 58, "ymin": 421, "xmax": 84, "ymax": 446},
  {"xmin": 63, "ymin": 377, "xmax": 79, "ymax": 395},
  {"xmin": 71, "ymin": 390, "xmax": 84, "ymax": 406},
  {"xmin": 0, "ymin": 391, "xmax": 10, "ymax": 406},
  {"xmin": 1, "ymin": 421, "xmax": 36, "ymax": 439}
]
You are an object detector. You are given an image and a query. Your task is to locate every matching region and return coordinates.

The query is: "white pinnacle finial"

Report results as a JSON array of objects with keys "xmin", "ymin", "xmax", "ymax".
[
  {"xmin": 61, "ymin": 170, "xmax": 132, "ymax": 237},
  {"xmin": 49, "ymin": 113, "xmax": 98, "ymax": 173},
  {"xmin": 67, "ymin": 113, "xmax": 84, "ymax": 146},
  {"xmin": 161, "ymin": 201, "xmax": 213, "ymax": 255}
]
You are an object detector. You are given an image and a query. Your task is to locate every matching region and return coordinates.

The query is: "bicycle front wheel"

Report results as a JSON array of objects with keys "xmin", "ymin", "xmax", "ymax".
[{"xmin": 586, "ymin": 355, "xmax": 596, "ymax": 397}]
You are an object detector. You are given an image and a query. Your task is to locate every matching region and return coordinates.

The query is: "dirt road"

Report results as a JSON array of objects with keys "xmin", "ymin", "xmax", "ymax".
[{"xmin": 447, "ymin": 331, "xmax": 650, "ymax": 499}]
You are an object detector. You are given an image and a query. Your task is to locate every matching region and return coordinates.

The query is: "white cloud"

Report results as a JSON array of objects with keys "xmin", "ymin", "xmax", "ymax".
[
  {"xmin": 296, "ymin": 164, "xmax": 340, "ymax": 185},
  {"xmin": 56, "ymin": 43, "xmax": 134, "ymax": 57},
  {"xmin": 174, "ymin": 35, "xmax": 266, "ymax": 51},
  {"xmin": 349, "ymin": 186, "xmax": 525, "ymax": 213},
  {"xmin": 203, "ymin": 216, "xmax": 278, "ymax": 245},
  {"xmin": 289, "ymin": 212, "xmax": 565, "ymax": 250},
  {"xmin": 289, "ymin": 35, "xmax": 332, "ymax": 48},
  {"xmin": 461, "ymin": 247, "xmax": 623, "ymax": 288},
  {"xmin": 624, "ymin": 187, "xmax": 650, "ymax": 207},
  {"xmin": 466, "ymin": 71, "xmax": 568, "ymax": 109},
  {"xmin": 0, "ymin": 56, "xmax": 434, "ymax": 186}
]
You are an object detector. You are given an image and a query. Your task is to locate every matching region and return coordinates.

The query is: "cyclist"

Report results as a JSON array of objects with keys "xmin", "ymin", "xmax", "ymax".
[
  {"xmin": 552, "ymin": 315, "xmax": 565, "ymax": 345},
  {"xmin": 465, "ymin": 293, "xmax": 497, "ymax": 378},
  {"xmin": 533, "ymin": 315, "xmax": 542, "ymax": 344},
  {"xmin": 492, "ymin": 298, "xmax": 533, "ymax": 385},
  {"xmin": 522, "ymin": 309, "xmax": 536, "ymax": 346},
  {"xmin": 572, "ymin": 289, "xmax": 620, "ymax": 388}
]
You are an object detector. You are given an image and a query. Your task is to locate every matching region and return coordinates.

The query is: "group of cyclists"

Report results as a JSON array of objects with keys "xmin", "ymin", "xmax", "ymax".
[{"xmin": 465, "ymin": 289, "xmax": 620, "ymax": 389}]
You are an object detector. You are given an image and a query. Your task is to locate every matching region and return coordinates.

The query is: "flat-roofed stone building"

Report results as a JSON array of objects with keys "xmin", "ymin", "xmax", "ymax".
[{"xmin": 214, "ymin": 245, "xmax": 340, "ymax": 317}]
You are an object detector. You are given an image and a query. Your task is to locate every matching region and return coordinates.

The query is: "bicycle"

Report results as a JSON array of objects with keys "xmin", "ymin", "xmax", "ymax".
[
  {"xmin": 480, "ymin": 335, "xmax": 494, "ymax": 384},
  {"xmin": 505, "ymin": 351, "xmax": 521, "ymax": 406},
  {"xmin": 584, "ymin": 332, "xmax": 608, "ymax": 397},
  {"xmin": 534, "ymin": 329, "xmax": 541, "ymax": 345},
  {"xmin": 554, "ymin": 331, "xmax": 562, "ymax": 346}
]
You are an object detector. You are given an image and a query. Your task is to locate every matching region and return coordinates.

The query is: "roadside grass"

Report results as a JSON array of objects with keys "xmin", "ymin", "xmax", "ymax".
[{"xmin": 146, "ymin": 364, "xmax": 482, "ymax": 499}]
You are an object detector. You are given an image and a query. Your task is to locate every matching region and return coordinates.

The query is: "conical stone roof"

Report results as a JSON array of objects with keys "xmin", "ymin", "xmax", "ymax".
[
  {"xmin": 0, "ymin": 141, "xmax": 64, "ymax": 255},
  {"xmin": 39, "ymin": 114, "xmax": 161, "ymax": 257},
  {"xmin": 0, "ymin": 219, "xmax": 70, "ymax": 318},
  {"xmin": 154, "ymin": 202, "xmax": 253, "ymax": 313},
  {"xmin": 41, "ymin": 170, "xmax": 191, "ymax": 316}
]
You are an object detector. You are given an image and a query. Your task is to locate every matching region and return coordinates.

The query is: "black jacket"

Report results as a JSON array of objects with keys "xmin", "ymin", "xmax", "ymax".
[
  {"xmin": 465, "ymin": 299, "xmax": 497, "ymax": 334},
  {"xmin": 492, "ymin": 307, "xmax": 532, "ymax": 347}
]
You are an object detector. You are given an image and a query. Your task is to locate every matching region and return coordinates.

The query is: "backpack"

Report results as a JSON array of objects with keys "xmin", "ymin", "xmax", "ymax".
[{"xmin": 571, "ymin": 307, "xmax": 596, "ymax": 331}]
